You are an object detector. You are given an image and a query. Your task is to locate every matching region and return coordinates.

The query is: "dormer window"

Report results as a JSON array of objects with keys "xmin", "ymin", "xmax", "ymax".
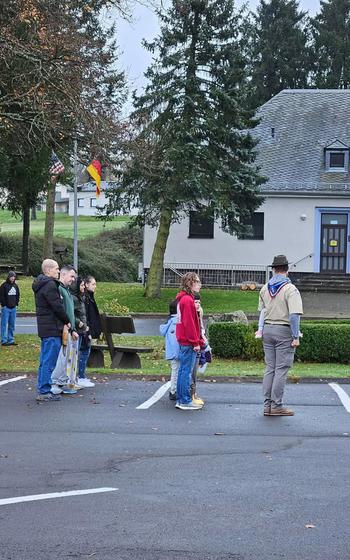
[{"xmin": 324, "ymin": 140, "xmax": 349, "ymax": 172}]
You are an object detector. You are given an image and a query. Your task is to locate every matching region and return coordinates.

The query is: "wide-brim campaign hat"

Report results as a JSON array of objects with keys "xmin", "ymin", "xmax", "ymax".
[{"xmin": 271, "ymin": 254, "xmax": 289, "ymax": 267}]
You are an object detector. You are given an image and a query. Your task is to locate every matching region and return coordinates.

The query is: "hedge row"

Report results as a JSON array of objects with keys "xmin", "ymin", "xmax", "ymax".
[{"xmin": 208, "ymin": 322, "xmax": 350, "ymax": 363}]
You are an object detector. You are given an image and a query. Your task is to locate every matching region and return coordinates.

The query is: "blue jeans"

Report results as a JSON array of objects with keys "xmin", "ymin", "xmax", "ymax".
[
  {"xmin": 78, "ymin": 335, "xmax": 91, "ymax": 379},
  {"xmin": 1, "ymin": 306, "xmax": 16, "ymax": 344},
  {"xmin": 176, "ymin": 345, "xmax": 198, "ymax": 405},
  {"xmin": 37, "ymin": 337, "xmax": 61, "ymax": 394}
]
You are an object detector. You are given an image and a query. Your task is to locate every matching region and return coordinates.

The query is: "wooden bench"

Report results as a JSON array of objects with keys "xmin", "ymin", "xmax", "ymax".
[
  {"xmin": 0, "ymin": 262, "xmax": 24, "ymax": 275},
  {"xmin": 88, "ymin": 314, "xmax": 153, "ymax": 369}
]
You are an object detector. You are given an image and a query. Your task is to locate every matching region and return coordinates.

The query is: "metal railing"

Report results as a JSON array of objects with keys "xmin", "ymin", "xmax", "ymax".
[
  {"xmin": 290, "ymin": 253, "xmax": 314, "ymax": 268},
  {"xmin": 162, "ymin": 262, "xmax": 269, "ymax": 288}
]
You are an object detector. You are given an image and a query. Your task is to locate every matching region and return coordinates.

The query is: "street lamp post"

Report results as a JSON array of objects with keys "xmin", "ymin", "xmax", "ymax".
[{"xmin": 73, "ymin": 137, "xmax": 78, "ymax": 271}]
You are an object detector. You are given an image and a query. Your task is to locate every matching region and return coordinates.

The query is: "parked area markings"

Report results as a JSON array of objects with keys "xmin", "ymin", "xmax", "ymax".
[
  {"xmin": 328, "ymin": 382, "xmax": 350, "ymax": 413},
  {"xmin": 0, "ymin": 487, "xmax": 118, "ymax": 507},
  {"xmin": 136, "ymin": 381, "xmax": 171, "ymax": 409},
  {"xmin": 0, "ymin": 375, "xmax": 27, "ymax": 387}
]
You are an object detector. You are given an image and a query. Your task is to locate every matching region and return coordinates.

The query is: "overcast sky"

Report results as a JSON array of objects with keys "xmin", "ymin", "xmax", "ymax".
[{"xmin": 112, "ymin": 0, "xmax": 321, "ymax": 103}]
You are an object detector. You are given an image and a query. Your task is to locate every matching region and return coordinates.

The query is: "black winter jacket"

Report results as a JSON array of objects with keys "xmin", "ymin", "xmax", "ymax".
[
  {"xmin": 32, "ymin": 274, "xmax": 70, "ymax": 338},
  {"xmin": 84, "ymin": 290, "xmax": 102, "ymax": 339},
  {"xmin": 69, "ymin": 281, "xmax": 88, "ymax": 335},
  {"xmin": 0, "ymin": 281, "xmax": 20, "ymax": 308}
]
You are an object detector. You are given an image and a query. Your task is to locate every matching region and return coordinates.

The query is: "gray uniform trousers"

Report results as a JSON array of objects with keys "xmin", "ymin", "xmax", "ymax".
[{"xmin": 262, "ymin": 324, "xmax": 295, "ymax": 409}]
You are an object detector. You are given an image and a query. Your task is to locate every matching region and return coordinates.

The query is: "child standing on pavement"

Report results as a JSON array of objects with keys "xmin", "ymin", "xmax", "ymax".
[
  {"xmin": 191, "ymin": 292, "xmax": 207, "ymax": 406},
  {"xmin": 160, "ymin": 300, "xmax": 180, "ymax": 401},
  {"xmin": 175, "ymin": 272, "xmax": 204, "ymax": 410}
]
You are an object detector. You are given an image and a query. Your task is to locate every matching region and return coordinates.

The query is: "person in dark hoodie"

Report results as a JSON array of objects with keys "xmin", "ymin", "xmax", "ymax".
[
  {"xmin": 258, "ymin": 255, "xmax": 303, "ymax": 417},
  {"xmin": 83, "ymin": 275, "xmax": 102, "ymax": 340},
  {"xmin": 32, "ymin": 259, "xmax": 70, "ymax": 401},
  {"xmin": 175, "ymin": 272, "xmax": 204, "ymax": 410},
  {"xmin": 0, "ymin": 271, "xmax": 20, "ymax": 346},
  {"xmin": 70, "ymin": 277, "xmax": 95, "ymax": 388}
]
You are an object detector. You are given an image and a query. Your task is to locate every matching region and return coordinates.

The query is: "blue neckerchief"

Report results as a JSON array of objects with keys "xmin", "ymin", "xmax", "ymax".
[{"xmin": 268, "ymin": 274, "xmax": 291, "ymax": 297}]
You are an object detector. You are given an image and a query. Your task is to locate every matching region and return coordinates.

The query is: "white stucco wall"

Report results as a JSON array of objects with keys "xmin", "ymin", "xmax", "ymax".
[{"xmin": 143, "ymin": 195, "xmax": 350, "ymax": 272}]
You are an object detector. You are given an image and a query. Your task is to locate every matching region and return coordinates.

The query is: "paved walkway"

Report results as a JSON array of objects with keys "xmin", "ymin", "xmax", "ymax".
[{"xmin": 1, "ymin": 375, "xmax": 350, "ymax": 559}]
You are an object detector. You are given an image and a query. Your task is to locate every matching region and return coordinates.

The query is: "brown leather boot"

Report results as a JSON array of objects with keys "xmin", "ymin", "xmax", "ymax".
[
  {"xmin": 263, "ymin": 406, "xmax": 271, "ymax": 416},
  {"xmin": 270, "ymin": 407, "xmax": 294, "ymax": 416}
]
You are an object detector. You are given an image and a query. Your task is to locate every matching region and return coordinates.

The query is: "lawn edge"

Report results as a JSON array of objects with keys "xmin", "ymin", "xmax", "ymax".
[{"xmin": 1, "ymin": 371, "xmax": 350, "ymax": 384}]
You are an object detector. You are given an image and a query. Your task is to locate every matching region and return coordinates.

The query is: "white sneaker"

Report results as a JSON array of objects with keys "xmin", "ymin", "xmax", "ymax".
[
  {"xmin": 51, "ymin": 384, "xmax": 63, "ymax": 395},
  {"xmin": 77, "ymin": 378, "xmax": 95, "ymax": 388}
]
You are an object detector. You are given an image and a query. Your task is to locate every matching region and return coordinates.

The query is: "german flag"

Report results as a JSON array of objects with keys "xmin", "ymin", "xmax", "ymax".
[{"xmin": 87, "ymin": 159, "xmax": 102, "ymax": 197}]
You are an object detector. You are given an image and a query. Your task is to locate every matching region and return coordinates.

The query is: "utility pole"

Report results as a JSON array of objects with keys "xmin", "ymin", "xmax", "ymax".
[{"xmin": 73, "ymin": 137, "xmax": 78, "ymax": 271}]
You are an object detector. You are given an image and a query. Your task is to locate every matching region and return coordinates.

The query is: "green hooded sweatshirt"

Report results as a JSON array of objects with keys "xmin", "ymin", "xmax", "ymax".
[{"xmin": 58, "ymin": 284, "xmax": 75, "ymax": 328}]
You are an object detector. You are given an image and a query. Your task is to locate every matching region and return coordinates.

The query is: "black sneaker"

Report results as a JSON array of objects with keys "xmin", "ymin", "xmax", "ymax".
[
  {"xmin": 7, "ymin": 342, "xmax": 18, "ymax": 346},
  {"xmin": 169, "ymin": 391, "xmax": 177, "ymax": 401},
  {"xmin": 36, "ymin": 393, "xmax": 61, "ymax": 402}
]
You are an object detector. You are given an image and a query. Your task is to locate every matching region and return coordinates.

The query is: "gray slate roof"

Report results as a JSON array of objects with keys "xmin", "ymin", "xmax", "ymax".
[{"xmin": 253, "ymin": 89, "xmax": 350, "ymax": 193}]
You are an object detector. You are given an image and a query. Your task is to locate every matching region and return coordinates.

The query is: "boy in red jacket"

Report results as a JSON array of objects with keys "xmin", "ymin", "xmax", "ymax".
[{"xmin": 175, "ymin": 272, "xmax": 204, "ymax": 410}]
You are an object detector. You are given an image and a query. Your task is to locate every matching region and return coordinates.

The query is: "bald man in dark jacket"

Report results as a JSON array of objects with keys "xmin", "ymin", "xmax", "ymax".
[{"xmin": 32, "ymin": 259, "xmax": 70, "ymax": 401}]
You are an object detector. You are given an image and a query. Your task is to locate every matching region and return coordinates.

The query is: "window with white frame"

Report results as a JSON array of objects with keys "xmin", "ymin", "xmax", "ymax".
[
  {"xmin": 325, "ymin": 146, "xmax": 349, "ymax": 172},
  {"xmin": 78, "ymin": 198, "xmax": 84, "ymax": 207},
  {"xmin": 90, "ymin": 198, "xmax": 97, "ymax": 208}
]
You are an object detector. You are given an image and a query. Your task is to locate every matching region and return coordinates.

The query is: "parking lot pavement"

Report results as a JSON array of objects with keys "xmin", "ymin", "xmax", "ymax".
[{"xmin": 1, "ymin": 375, "xmax": 350, "ymax": 560}]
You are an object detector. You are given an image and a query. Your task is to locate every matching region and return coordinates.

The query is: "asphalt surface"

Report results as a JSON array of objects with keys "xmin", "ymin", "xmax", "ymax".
[
  {"xmin": 15, "ymin": 316, "xmax": 163, "ymax": 336},
  {"xmin": 1, "ymin": 376, "xmax": 350, "ymax": 559}
]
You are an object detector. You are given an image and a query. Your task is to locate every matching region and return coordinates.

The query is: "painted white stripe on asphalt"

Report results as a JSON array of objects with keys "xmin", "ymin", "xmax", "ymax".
[
  {"xmin": 137, "ymin": 381, "xmax": 171, "ymax": 409},
  {"xmin": 329, "ymin": 383, "xmax": 350, "ymax": 413},
  {"xmin": 0, "ymin": 375, "xmax": 27, "ymax": 387},
  {"xmin": 0, "ymin": 487, "xmax": 118, "ymax": 506}
]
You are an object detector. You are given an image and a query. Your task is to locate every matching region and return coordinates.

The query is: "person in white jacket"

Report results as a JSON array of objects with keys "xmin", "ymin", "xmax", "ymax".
[{"xmin": 160, "ymin": 300, "xmax": 180, "ymax": 401}]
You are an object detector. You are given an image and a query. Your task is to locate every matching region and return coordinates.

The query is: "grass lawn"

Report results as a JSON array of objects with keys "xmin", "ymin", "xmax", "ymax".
[
  {"xmin": 1, "ymin": 334, "xmax": 349, "ymax": 379},
  {"xmin": 15, "ymin": 277, "xmax": 259, "ymax": 314},
  {"xmin": 0, "ymin": 209, "xmax": 129, "ymax": 239}
]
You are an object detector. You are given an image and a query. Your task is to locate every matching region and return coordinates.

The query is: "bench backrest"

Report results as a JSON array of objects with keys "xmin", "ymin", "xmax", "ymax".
[{"xmin": 100, "ymin": 314, "xmax": 136, "ymax": 360}]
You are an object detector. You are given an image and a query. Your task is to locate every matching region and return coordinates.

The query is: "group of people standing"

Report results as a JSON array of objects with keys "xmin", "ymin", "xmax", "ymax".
[
  {"xmin": 161, "ymin": 256, "xmax": 303, "ymax": 416},
  {"xmin": 32, "ymin": 259, "xmax": 101, "ymax": 402},
  {"xmin": 160, "ymin": 272, "xmax": 212, "ymax": 410},
  {"xmin": 1, "ymin": 253, "xmax": 303, "ymax": 414}
]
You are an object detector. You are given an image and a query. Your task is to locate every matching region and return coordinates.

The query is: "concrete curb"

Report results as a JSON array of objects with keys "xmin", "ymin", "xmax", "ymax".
[{"xmin": 1, "ymin": 372, "xmax": 349, "ymax": 384}]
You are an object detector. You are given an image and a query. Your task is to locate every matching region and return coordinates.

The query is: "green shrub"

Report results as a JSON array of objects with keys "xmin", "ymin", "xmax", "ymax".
[
  {"xmin": 208, "ymin": 322, "xmax": 250, "ymax": 358},
  {"xmin": 0, "ymin": 225, "xmax": 142, "ymax": 282},
  {"xmin": 295, "ymin": 323, "xmax": 350, "ymax": 363},
  {"xmin": 209, "ymin": 321, "xmax": 350, "ymax": 363}
]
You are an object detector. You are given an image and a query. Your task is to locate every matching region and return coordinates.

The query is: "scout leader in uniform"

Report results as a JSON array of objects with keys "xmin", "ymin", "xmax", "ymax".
[{"xmin": 258, "ymin": 255, "xmax": 303, "ymax": 417}]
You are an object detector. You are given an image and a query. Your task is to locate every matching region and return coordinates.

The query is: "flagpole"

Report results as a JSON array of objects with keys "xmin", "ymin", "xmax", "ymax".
[{"xmin": 73, "ymin": 137, "xmax": 78, "ymax": 271}]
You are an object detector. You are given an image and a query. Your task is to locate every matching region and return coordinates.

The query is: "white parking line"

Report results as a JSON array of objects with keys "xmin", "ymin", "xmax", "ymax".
[
  {"xmin": 0, "ymin": 375, "xmax": 27, "ymax": 387},
  {"xmin": 136, "ymin": 381, "xmax": 171, "ymax": 409},
  {"xmin": 329, "ymin": 383, "xmax": 350, "ymax": 413},
  {"xmin": 0, "ymin": 487, "xmax": 118, "ymax": 506}
]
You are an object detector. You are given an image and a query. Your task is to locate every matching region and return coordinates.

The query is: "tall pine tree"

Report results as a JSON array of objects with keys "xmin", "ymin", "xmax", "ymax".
[
  {"xmin": 311, "ymin": 0, "xmax": 350, "ymax": 88},
  {"xmin": 107, "ymin": 0, "xmax": 265, "ymax": 298},
  {"xmin": 248, "ymin": 0, "xmax": 310, "ymax": 109}
]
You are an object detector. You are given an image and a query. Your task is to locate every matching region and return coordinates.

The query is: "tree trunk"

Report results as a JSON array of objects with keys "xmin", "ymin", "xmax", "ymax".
[
  {"xmin": 31, "ymin": 206, "xmax": 37, "ymax": 220},
  {"xmin": 43, "ymin": 179, "xmax": 56, "ymax": 259},
  {"xmin": 144, "ymin": 208, "xmax": 172, "ymax": 298},
  {"xmin": 21, "ymin": 205, "xmax": 30, "ymax": 275}
]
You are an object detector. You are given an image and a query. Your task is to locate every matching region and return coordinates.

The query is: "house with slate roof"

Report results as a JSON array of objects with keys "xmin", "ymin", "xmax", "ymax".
[{"xmin": 142, "ymin": 90, "xmax": 350, "ymax": 286}]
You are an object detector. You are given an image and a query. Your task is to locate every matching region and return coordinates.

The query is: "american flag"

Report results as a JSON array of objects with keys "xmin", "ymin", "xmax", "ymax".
[{"xmin": 49, "ymin": 151, "xmax": 65, "ymax": 176}]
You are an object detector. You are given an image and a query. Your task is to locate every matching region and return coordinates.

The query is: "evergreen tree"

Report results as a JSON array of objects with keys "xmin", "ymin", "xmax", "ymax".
[
  {"xmin": 311, "ymin": 0, "xmax": 350, "ymax": 88},
  {"xmin": 248, "ymin": 0, "xmax": 310, "ymax": 109},
  {"xmin": 106, "ymin": 0, "xmax": 265, "ymax": 298}
]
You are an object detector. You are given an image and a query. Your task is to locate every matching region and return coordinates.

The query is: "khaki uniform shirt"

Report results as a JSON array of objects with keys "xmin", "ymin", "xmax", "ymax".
[{"xmin": 258, "ymin": 282, "xmax": 303, "ymax": 325}]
